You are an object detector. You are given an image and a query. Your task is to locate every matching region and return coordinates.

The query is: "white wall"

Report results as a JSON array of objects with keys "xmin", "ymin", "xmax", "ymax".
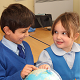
[
  {"xmin": 35, "ymin": 0, "xmax": 73, "ymax": 21},
  {"xmin": 0, "ymin": 0, "xmax": 80, "ymax": 20}
]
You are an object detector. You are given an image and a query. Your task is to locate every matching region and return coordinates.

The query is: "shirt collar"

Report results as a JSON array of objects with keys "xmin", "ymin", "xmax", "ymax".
[
  {"xmin": 71, "ymin": 42, "xmax": 80, "ymax": 52},
  {"xmin": 1, "ymin": 36, "xmax": 25, "ymax": 53},
  {"xmin": 51, "ymin": 42, "xmax": 80, "ymax": 56}
]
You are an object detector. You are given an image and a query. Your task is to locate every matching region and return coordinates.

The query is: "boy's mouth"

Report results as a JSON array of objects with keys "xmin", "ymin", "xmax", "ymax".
[
  {"xmin": 56, "ymin": 41, "xmax": 63, "ymax": 45},
  {"xmin": 19, "ymin": 39, "xmax": 23, "ymax": 41}
]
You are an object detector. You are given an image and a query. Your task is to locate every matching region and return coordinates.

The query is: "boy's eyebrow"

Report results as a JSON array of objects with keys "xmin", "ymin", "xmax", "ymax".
[
  {"xmin": 23, "ymin": 29, "xmax": 28, "ymax": 31},
  {"xmin": 21, "ymin": 28, "xmax": 28, "ymax": 32},
  {"xmin": 24, "ymin": 27, "xmax": 30, "ymax": 30}
]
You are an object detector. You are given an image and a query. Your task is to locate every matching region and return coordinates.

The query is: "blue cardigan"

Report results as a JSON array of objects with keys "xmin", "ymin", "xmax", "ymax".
[
  {"xmin": 0, "ymin": 41, "xmax": 34, "ymax": 80},
  {"xmin": 45, "ymin": 46, "xmax": 80, "ymax": 80}
]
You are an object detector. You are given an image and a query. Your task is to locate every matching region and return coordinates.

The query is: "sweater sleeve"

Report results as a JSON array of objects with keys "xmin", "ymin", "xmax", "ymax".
[
  {"xmin": 36, "ymin": 50, "xmax": 53, "ymax": 68},
  {"xmin": 0, "ymin": 63, "xmax": 22, "ymax": 80}
]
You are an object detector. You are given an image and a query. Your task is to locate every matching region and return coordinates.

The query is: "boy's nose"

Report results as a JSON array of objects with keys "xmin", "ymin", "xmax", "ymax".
[{"xmin": 25, "ymin": 31, "xmax": 29, "ymax": 37}]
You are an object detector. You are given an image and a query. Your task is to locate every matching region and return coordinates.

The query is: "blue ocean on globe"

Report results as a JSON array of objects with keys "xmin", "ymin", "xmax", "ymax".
[{"xmin": 24, "ymin": 69, "xmax": 62, "ymax": 80}]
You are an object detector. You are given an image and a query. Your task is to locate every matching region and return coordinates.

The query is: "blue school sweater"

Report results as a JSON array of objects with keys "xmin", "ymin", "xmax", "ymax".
[
  {"xmin": 45, "ymin": 47, "xmax": 80, "ymax": 80},
  {"xmin": 0, "ymin": 41, "xmax": 34, "ymax": 80}
]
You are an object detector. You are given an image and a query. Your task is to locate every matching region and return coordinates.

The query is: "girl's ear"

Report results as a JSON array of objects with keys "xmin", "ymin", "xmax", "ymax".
[
  {"xmin": 74, "ymin": 33, "xmax": 79, "ymax": 40},
  {"xmin": 3, "ymin": 26, "xmax": 11, "ymax": 35}
]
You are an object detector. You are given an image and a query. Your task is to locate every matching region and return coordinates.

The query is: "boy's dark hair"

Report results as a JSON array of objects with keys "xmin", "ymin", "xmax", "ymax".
[{"xmin": 1, "ymin": 3, "xmax": 35, "ymax": 33}]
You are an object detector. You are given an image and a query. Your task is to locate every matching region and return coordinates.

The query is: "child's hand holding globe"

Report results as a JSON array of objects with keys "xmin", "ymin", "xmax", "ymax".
[{"xmin": 24, "ymin": 69, "xmax": 62, "ymax": 80}]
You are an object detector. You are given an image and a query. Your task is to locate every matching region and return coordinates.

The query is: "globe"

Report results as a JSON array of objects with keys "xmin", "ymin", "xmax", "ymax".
[{"xmin": 24, "ymin": 69, "xmax": 62, "ymax": 80}]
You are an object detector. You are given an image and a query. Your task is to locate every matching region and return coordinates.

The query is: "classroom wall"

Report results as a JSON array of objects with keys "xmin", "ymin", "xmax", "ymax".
[
  {"xmin": 35, "ymin": 0, "xmax": 73, "ymax": 21},
  {"xmin": 0, "ymin": 0, "xmax": 34, "ymax": 16},
  {"xmin": 0, "ymin": 0, "xmax": 80, "ymax": 17},
  {"xmin": 73, "ymin": 0, "xmax": 80, "ymax": 15}
]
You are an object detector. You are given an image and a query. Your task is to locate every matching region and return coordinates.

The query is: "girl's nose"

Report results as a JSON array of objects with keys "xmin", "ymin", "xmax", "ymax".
[{"xmin": 57, "ymin": 34, "xmax": 61, "ymax": 39}]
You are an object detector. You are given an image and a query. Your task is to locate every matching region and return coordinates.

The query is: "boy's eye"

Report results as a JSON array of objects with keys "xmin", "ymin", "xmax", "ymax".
[
  {"xmin": 22, "ymin": 29, "xmax": 28, "ymax": 33},
  {"xmin": 22, "ymin": 31, "xmax": 26, "ymax": 33},
  {"xmin": 22, "ymin": 30, "xmax": 28, "ymax": 33}
]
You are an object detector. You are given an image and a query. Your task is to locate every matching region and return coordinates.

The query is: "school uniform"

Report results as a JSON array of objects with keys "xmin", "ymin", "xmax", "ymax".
[
  {"xmin": 0, "ymin": 36, "xmax": 34, "ymax": 80},
  {"xmin": 36, "ymin": 42, "xmax": 80, "ymax": 80}
]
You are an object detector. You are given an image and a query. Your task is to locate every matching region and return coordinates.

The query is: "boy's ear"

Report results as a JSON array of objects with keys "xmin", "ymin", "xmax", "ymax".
[
  {"xmin": 3, "ymin": 26, "xmax": 11, "ymax": 35},
  {"xmin": 74, "ymin": 33, "xmax": 79, "ymax": 40}
]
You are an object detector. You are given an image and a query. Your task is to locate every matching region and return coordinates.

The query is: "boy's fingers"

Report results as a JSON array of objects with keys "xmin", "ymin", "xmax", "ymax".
[
  {"xmin": 25, "ymin": 65, "xmax": 38, "ymax": 70},
  {"xmin": 32, "ymin": 65, "xmax": 38, "ymax": 70}
]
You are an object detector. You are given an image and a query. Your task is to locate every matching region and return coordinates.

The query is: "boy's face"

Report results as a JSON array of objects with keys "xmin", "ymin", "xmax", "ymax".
[
  {"xmin": 53, "ymin": 21, "xmax": 76, "ymax": 52},
  {"xmin": 4, "ymin": 26, "xmax": 30, "ymax": 44}
]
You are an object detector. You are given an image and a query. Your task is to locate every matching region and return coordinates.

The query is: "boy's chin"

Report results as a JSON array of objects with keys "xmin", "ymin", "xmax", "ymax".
[{"xmin": 15, "ymin": 41, "xmax": 23, "ymax": 44}]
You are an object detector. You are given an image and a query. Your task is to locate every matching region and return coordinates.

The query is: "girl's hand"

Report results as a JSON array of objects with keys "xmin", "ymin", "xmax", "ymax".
[{"xmin": 38, "ymin": 64, "xmax": 50, "ymax": 69}]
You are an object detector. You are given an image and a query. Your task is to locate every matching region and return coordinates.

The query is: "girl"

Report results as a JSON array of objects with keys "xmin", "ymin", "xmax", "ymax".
[{"xmin": 36, "ymin": 12, "xmax": 80, "ymax": 80}]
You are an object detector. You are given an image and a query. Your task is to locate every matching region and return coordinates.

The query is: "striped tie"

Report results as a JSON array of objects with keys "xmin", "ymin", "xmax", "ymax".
[{"xmin": 17, "ymin": 45, "xmax": 25, "ymax": 59}]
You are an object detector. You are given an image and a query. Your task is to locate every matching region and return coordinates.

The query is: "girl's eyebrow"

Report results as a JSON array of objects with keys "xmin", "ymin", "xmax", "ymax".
[
  {"xmin": 54, "ymin": 29, "xmax": 67, "ymax": 33},
  {"xmin": 62, "ymin": 31, "xmax": 67, "ymax": 32},
  {"xmin": 54, "ymin": 29, "xmax": 66, "ymax": 31},
  {"xmin": 63, "ymin": 31, "xmax": 68, "ymax": 33}
]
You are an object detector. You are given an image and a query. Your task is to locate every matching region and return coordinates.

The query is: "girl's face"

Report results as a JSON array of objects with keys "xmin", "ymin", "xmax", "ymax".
[
  {"xmin": 53, "ymin": 21, "xmax": 75, "ymax": 52},
  {"xmin": 4, "ymin": 26, "xmax": 30, "ymax": 44}
]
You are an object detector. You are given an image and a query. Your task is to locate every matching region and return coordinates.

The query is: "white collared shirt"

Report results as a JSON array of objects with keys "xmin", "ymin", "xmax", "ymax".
[
  {"xmin": 36, "ymin": 42, "xmax": 80, "ymax": 69},
  {"xmin": 1, "ymin": 36, "xmax": 25, "ymax": 55}
]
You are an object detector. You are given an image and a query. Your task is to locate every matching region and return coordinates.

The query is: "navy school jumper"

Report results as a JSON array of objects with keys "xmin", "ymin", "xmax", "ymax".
[{"xmin": 0, "ymin": 41, "xmax": 34, "ymax": 80}]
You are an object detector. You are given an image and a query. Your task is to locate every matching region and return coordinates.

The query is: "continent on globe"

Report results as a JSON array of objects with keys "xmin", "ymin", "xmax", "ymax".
[{"xmin": 24, "ymin": 69, "xmax": 62, "ymax": 80}]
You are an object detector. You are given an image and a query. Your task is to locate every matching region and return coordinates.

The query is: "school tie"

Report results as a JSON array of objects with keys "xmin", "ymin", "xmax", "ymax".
[{"xmin": 17, "ymin": 45, "xmax": 25, "ymax": 59}]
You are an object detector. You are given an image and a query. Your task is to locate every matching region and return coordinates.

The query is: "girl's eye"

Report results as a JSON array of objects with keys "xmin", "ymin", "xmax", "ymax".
[
  {"xmin": 54, "ymin": 31, "xmax": 58, "ymax": 33},
  {"xmin": 62, "ymin": 32, "xmax": 66, "ymax": 35}
]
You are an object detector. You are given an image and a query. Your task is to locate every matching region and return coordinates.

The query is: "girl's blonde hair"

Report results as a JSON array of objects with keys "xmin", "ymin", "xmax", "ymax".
[{"xmin": 52, "ymin": 12, "xmax": 80, "ymax": 38}]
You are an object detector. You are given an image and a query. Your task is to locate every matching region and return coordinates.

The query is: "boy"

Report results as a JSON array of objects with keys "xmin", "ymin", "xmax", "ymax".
[{"xmin": 0, "ymin": 3, "xmax": 37, "ymax": 80}]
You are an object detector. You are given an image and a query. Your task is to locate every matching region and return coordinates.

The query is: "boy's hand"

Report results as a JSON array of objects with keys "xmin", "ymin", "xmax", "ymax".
[
  {"xmin": 39, "ymin": 64, "xmax": 50, "ymax": 69},
  {"xmin": 21, "ymin": 64, "xmax": 38, "ymax": 79}
]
